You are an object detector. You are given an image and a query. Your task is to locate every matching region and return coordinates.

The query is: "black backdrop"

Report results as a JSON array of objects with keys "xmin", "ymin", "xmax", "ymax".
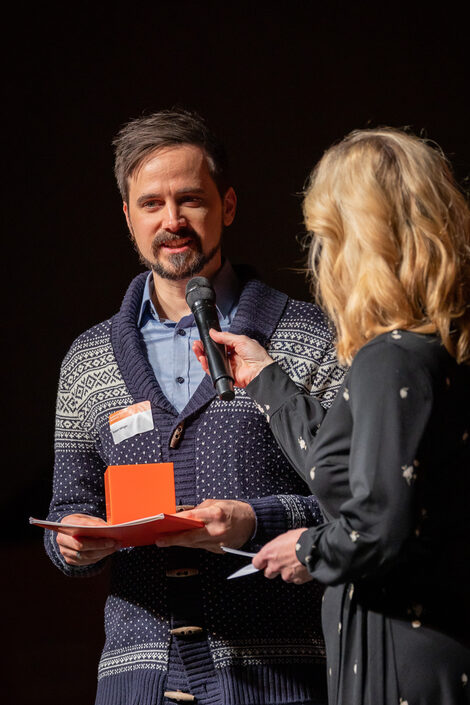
[{"xmin": 4, "ymin": 2, "xmax": 469, "ymax": 702}]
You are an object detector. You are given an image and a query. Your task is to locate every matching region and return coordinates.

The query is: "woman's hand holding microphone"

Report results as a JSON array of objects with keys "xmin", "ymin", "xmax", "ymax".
[{"xmin": 192, "ymin": 329, "xmax": 274, "ymax": 388}]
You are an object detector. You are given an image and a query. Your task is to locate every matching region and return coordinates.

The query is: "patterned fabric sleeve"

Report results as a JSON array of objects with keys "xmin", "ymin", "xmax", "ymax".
[
  {"xmin": 246, "ymin": 362, "xmax": 327, "ymax": 486},
  {"xmin": 244, "ymin": 362, "xmax": 329, "ymax": 544},
  {"xmin": 230, "ymin": 298, "xmax": 343, "ymax": 546},
  {"xmin": 44, "ymin": 342, "xmax": 109, "ymax": 578},
  {"xmin": 246, "ymin": 494, "xmax": 324, "ymax": 546}
]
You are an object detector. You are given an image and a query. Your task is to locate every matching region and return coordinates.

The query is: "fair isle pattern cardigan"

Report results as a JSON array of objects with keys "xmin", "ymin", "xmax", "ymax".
[{"xmin": 45, "ymin": 273, "xmax": 345, "ymax": 705}]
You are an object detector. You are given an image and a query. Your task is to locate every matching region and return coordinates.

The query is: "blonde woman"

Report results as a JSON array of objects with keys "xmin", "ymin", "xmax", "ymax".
[{"xmin": 194, "ymin": 129, "xmax": 470, "ymax": 704}]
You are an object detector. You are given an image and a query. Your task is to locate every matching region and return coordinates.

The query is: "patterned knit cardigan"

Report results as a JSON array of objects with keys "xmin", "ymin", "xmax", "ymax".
[{"xmin": 45, "ymin": 273, "xmax": 345, "ymax": 705}]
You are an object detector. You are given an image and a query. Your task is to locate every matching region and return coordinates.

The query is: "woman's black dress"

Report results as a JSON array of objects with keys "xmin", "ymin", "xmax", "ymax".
[{"xmin": 246, "ymin": 330, "xmax": 470, "ymax": 705}]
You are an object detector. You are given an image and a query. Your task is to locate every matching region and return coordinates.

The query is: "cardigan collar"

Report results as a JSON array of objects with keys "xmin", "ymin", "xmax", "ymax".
[{"xmin": 111, "ymin": 269, "xmax": 288, "ymax": 419}]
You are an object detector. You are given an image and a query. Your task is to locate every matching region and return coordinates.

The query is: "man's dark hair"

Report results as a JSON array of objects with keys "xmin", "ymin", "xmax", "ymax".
[{"xmin": 113, "ymin": 108, "xmax": 230, "ymax": 201}]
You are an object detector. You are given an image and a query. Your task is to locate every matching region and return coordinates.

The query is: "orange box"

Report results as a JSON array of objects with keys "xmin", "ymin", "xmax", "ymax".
[{"xmin": 104, "ymin": 463, "xmax": 176, "ymax": 524}]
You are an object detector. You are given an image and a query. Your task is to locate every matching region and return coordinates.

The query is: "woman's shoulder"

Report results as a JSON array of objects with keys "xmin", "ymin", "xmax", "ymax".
[
  {"xmin": 351, "ymin": 330, "xmax": 441, "ymax": 383},
  {"xmin": 351, "ymin": 330, "xmax": 464, "ymax": 390},
  {"xmin": 359, "ymin": 330, "xmax": 442, "ymax": 360}
]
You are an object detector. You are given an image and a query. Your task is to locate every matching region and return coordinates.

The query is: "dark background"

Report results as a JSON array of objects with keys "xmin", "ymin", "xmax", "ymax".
[{"xmin": 3, "ymin": 2, "xmax": 469, "ymax": 702}]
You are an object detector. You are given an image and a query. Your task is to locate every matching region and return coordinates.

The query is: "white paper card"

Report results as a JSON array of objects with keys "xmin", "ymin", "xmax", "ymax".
[
  {"xmin": 227, "ymin": 563, "xmax": 260, "ymax": 579},
  {"xmin": 221, "ymin": 546, "xmax": 256, "ymax": 557},
  {"xmin": 222, "ymin": 546, "xmax": 260, "ymax": 579},
  {"xmin": 109, "ymin": 401, "xmax": 154, "ymax": 445}
]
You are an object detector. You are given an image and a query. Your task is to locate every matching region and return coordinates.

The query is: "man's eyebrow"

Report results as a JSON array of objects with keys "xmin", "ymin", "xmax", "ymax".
[
  {"xmin": 136, "ymin": 187, "xmax": 205, "ymax": 206},
  {"xmin": 136, "ymin": 193, "xmax": 159, "ymax": 206}
]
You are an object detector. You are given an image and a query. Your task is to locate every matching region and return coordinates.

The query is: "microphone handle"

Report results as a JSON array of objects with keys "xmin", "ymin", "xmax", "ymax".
[{"xmin": 192, "ymin": 301, "xmax": 235, "ymax": 401}]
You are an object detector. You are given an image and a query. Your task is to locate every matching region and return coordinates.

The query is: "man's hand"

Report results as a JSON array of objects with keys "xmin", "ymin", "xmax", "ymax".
[
  {"xmin": 56, "ymin": 514, "xmax": 120, "ymax": 566},
  {"xmin": 155, "ymin": 499, "xmax": 256, "ymax": 553},
  {"xmin": 193, "ymin": 329, "xmax": 274, "ymax": 388},
  {"xmin": 252, "ymin": 528, "xmax": 313, "ymax": 584}
]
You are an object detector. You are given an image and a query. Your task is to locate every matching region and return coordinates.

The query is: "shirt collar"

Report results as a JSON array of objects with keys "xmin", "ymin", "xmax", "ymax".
[
  {"xmin": 137, "ymin": 273, "xmax": 158, "ymax": 326},
  {"xmin": 137, "ymin": 259, "xmax": 240, "ymax": 327}
]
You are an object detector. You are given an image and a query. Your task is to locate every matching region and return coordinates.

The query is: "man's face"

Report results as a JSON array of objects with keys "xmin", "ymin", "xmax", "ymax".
[{"xmin": 123, "ymin": 144, "xmax": 236, "ymax": 282}]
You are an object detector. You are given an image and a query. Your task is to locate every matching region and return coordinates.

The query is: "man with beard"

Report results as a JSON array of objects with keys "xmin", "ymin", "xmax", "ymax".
[{"xmin": 45, "ymin": 109, "xmax": 344, "ymax": 705}]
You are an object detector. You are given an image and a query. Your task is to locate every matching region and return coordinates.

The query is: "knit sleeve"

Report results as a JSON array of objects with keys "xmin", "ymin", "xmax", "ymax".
[
  {"xmin": 246, "ymin": 494, "xmax": 324, "ymax": 546},
  {"xmin": 44, "ymin": 345, "xmax": 109, "ymax": 578}
]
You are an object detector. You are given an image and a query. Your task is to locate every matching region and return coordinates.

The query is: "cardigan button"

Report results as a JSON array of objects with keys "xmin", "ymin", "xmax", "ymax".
[
  {"xmin": 166, "ymin": 568, "xmax": 199, "ymax": 578},
  {"xmin": 170, "ymin": 626, "xmax": 204, "ymax": 637},
  {"xmin": 170, "ymin": 421, "xmax": 185, "ymax": 449},
  {"xmin": 164, "ymin": 690, "xmax": 195, "ymax": 702}
]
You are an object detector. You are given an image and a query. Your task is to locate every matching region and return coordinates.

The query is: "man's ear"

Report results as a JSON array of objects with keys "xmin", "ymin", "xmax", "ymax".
[
  {"xmin": 123, "ymin": 202, "xmax": 131, "ymax": 229},
  {"xmin": 223, "ymin": 187, "xmax": 237, "ymax": 227}
]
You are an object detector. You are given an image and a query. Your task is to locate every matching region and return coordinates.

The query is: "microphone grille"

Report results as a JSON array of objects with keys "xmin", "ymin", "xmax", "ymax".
[{"xmin": 185, "ymin": 276, "xmax": 215, "ymax": 308}]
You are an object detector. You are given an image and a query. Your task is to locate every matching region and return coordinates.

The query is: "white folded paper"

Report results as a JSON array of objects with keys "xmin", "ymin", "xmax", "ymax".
[{"xmin": 221, "ymin": 546, "xmax": 260, "ymax": 579}]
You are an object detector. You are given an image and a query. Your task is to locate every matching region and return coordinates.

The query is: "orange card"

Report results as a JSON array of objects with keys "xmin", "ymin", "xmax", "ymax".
[{"xmin": 104, "ymin": 462, "xmax": 176, "ymax": 524}]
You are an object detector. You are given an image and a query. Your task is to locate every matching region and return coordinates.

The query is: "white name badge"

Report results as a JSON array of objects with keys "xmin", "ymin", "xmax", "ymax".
[{"xmin": 109, "ymin": 401, "xmax": 154, "ymax": 445}]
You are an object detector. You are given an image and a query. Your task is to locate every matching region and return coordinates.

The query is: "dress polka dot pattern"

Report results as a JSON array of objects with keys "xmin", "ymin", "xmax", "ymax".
[{"xmin": 248, "ymin": 330, "xmax": 470, "ymax": 705}]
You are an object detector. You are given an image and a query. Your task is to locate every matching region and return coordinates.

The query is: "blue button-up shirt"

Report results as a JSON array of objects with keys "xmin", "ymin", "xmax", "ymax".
[{"xmin": 137, "ymin": 260, "xmax": 240, "ymax": 412}]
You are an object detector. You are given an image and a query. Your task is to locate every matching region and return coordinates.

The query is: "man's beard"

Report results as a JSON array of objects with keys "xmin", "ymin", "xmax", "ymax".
[{"xmin": 133, "ymin": 227, "xmax": 221, "ymax": 281}]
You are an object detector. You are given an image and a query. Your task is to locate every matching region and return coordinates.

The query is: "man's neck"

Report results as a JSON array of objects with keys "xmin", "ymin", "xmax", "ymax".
[
  {"xmin": 151, "ymin": 262, "xmax": 222, "ymax": 322},
  {"xmin": 151, "ymin": 276, "xmax": 191, "ymax": 322}
]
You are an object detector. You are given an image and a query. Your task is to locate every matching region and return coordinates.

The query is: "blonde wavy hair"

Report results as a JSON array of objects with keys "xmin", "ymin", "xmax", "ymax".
[{"xmin": 303, "ymin": 128, "xmax": 470, "ymax": 365}]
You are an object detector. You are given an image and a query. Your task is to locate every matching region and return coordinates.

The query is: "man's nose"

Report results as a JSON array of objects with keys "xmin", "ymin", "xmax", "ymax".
[{"xmin": 162, "ymin": 204, "xmax": 187, "ymax": 232}]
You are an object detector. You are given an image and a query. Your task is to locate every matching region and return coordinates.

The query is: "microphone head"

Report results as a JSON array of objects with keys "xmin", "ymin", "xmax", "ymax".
[{"xmin": 185, "ymin": 276, "xmax": 215, "ymax": 309}]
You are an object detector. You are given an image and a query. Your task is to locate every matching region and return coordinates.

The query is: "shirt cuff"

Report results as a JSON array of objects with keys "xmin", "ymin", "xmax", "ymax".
[
  {"xmin": 246, "ymin": 495, "xmax": 289, "ymax": 545},
  {"xmin": 295, "ymin": 526, "xmax": 320, "ymax": 572},
  {"xmin": 245, "ymin": 362, "xmax": 303, "ymax": 418}
]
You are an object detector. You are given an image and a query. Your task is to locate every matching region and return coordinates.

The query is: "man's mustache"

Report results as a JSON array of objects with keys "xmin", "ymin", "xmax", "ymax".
[{"xmin": 152, "ymin": 228, "xmax": 200, "ymax": 249}]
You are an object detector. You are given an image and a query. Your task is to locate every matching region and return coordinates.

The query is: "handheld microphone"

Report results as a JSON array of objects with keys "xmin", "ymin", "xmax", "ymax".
[{"xmin": 185, "ymin": 276, "xmax": 235, "ymax": 401}]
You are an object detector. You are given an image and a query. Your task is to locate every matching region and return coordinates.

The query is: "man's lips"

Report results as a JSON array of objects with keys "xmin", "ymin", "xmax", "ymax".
[{"xmin": 158, "ymin": 237, "xmax": 193, "ymax": 252}]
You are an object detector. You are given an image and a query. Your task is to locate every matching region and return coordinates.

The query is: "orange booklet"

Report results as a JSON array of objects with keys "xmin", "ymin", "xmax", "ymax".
[
  {"xmin": 29, "ymin": 514, "xmax": 203, "ymax": 548},
  {"xmin": 105, "ymin": 462, "xmax": 176, "ymax": 523},
  {"xmin": 30, "ymin": 462, "xmax": 203, "ymax": 548}
]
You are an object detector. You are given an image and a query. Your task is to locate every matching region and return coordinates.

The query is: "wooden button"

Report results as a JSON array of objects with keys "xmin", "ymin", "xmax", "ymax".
[
  {"xmin": 166, "ymin": 568, "xmax": 199, "ymax": 578},
  {"xmin": 170, "ymin": 422, "xmax": 185, "ymax": 449},
  {"xmin": 164, "ymin": 690, "xmax": 195, "ymax": 702},
  {"xmin": 170, "ymin": 626, "xmax": 203, "ymax": 637}
]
